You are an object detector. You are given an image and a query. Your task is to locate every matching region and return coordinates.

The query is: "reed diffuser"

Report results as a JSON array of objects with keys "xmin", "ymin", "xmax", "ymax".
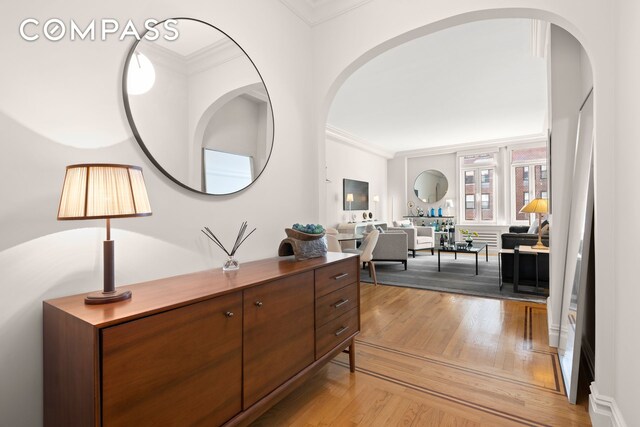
[{"xmin": 202, "ymin": 221, "xmax": 256, "ymax": 271}]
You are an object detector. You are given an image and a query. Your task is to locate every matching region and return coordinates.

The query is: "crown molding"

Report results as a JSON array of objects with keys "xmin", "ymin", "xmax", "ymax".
[
  {"xmin": 395, "ymin": 133, "xmax": 548, "ymax": 159},
  {"xmin": 325, "ymin": 125, "xmax": 394, "ymax": 159},
  {"xmin": 280, "ymin": 0, "xmax": 372, "ymax": 26}
]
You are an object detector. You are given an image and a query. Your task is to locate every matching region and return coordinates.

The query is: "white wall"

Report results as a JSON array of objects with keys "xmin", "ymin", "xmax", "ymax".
[
  {"xmin": 325, "ymin": 137, "xmax": 387, "ymax": 227},
  {"xmin": 311, "ymin": 1, "xmax": 620, "ymax": 425},
  {"xmin": 0, "ymin": 1, "xmax": 313, "ymax": 426},
  {"xmin": 614, "ymin": 1, "xmax": 640, "ymax": 425}
]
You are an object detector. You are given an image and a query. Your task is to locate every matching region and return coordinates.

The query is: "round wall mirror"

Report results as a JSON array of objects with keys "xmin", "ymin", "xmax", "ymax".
[
  {"xmin": 413, "ymin": 170, "xmax": 448, "ymax": 203},
  {"xmin": 123, "ymin": 18, "xmax": 274, "ymax": 195}
]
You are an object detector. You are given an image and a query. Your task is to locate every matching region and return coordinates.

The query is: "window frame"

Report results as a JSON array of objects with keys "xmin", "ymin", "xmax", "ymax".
[
  {"xmin": 458, "ymin": 151, "xmax": 497, "ymax": 225},
  {"xmin": 509, "ymin": 145, "xmax": 548, "ymax": 224}
]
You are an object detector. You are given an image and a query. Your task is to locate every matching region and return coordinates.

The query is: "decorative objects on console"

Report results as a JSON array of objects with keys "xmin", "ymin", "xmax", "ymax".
[
  {"xmin": 519, "ymin": 198, "xmax": 549, "ymax": 249},
  {"xmin": 57, "ymin": 164, "xmax": 152, "ymax": 305},
  {"xmin": 202, "ymin": 222, "xmax": 256, "ymax": 271},
  {"xmin": 278, "ymin": 224, "xmax": 327, "ymax": 260}
]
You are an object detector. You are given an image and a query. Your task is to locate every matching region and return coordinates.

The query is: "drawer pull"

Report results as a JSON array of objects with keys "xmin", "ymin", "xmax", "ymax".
[
  {"xmin": 333, "ymin": 299, "xmax": 349, "ymax": 308},
  {"xmin": 225, "ymin": 311, "xmax": 234, "ymax": 318},
  {"xmin": 255, "ymin": 301, "xmax": 263, "ymax": 307},
  {"xmin": 334, "ymin": 326, "xmax": 349, "ymax": 337},
  {"xmin": 333, "ymin": 273, "xmax": 349, "ymax": 280}
]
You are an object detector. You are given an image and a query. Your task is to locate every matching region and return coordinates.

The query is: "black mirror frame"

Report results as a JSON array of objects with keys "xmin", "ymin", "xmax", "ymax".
[{"xmin": 122, "ymin": 17, "xmax": 275, "ymax": 196}]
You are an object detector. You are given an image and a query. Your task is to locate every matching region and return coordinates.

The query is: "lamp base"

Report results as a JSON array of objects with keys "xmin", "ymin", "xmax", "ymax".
[
  {"xmin": 85, "ymin": 289, "xmax": 132, "ymax": 305},
  {"xmin": 531, "ymin": 241, "xmax": 547, "ymax": 250}
]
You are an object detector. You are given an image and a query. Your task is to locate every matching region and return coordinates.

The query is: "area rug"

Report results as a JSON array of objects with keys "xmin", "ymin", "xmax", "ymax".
[{"xmin": 365, "ymin": 252, "xmax": 546, "ymax": 303}]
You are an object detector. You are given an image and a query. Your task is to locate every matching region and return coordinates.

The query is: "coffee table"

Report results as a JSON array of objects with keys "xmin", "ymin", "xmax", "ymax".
[{"xmin": 437, "ymin": 242, "xmax": 489, "ymax": 275}]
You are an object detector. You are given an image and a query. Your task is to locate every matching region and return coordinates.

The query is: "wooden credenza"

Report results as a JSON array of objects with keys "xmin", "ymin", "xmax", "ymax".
[{"xmin": 43, "ymin": 253, "xmax": 360, "ymax": 427}]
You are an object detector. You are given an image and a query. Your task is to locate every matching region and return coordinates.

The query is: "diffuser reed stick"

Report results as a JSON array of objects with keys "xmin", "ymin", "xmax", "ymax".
[{"xmin": 201, "ymin": 222, "xmax": 256, "ymax": 271}]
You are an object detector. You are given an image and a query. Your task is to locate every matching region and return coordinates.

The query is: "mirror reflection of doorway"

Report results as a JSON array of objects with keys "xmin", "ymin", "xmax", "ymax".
[{"xmin": 203, "ymin": 149, "xmax": 254, "ymax": 194}]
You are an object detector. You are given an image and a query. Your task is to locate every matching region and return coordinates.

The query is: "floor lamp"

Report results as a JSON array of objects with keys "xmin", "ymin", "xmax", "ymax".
[
  {"xmin": 519, "ymin": 198, "xmax": 548, "ymax": 249},
  {"xmin": 58, "ymin": 164, "xmax": 152, "ymax": 304},
  {"xmin": 372, "ymin": 195, "xmax": 380, "ymax": 220}
]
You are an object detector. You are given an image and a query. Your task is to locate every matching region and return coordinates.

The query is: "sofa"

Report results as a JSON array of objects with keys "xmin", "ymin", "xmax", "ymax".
[
  {"xmin": 388, "ymin": 225, "xmax": 435, "ymax": 257},
  {"xmin": 363, "ymin": 224, "xmax": 408, "ymax": 269},
  {"xmin": 500, "ymin": 224, "xmax": 549, "ymax": 285}
]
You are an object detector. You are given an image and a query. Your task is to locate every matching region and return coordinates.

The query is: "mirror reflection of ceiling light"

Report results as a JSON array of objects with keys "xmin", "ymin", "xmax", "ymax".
[{"xmin": 127, "ymin": 52, "xmax": 155, "ymax": 95}]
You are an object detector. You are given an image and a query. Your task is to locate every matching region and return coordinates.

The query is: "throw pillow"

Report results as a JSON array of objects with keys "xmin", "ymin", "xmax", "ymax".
[
  {"xmin": 527, "ymin": 223, "xmax": 538, "ymax": 234},
  {"xmin": 541, "ymin": 223, "xmax": 550, "ymax": 235}
]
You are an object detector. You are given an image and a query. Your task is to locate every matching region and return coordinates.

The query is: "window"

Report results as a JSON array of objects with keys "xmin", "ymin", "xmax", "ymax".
[
  {"xmin": 511, "ymin": 146, "xmax": 548, "ymax": 222},
  {"xmin": 481, "ymin": 193, "xmax": 490, "ymax": 209},
  {"xmin": 465, "ymin": 170, "xmax": 474, "ymax": 184},
  {"xmin": 459, "ymin": 152, "xmax": 496, "ymax": 223},
  {"xmin": 465, "ymin": 194, "xmax": 475, "ymax": 209}
]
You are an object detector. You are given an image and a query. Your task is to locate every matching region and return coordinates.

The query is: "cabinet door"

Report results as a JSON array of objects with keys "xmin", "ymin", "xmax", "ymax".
[
  {"xmin": 101, "ymin": 292, "xmax": 242, "ymax": 427},
  {"xmin": 243, "ymin": 272, "xmax": 315, "ymax": 408}
]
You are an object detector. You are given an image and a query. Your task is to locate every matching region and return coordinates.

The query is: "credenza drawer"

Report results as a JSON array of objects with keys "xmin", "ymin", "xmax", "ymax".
[
  {"xmin": 315, "ymin": 282, "xmax": 358, "ymax": 327},
  {"xmin": 315, "ymin": 258, "xmax": 357, "ymax": 297},
  {"xmin": 315, "ymin": 308, "xmax": 358, "ymax": 359}
]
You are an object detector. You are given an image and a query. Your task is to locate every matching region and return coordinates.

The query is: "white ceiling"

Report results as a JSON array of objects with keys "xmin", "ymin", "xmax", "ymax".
[
  {"xmin": 327, "ymin": 19, "xmax": 549, "ymax": 154},
  {"xmin": 280, "ymin": 0, "xmax": 372, "ymax": 26}
]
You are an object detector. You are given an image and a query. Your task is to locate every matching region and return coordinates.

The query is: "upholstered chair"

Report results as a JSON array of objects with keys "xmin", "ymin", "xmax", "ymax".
[
  {"xmin": 344, "ymin": 230, "xmax": 380, "ymax": 285},
  {"xmin": 388, "ymin": 225, "xmax": 435, "ymax": 257},
  {"xmin": 326, "ymin": 234, "xmax": 342, "ymax": 252}
]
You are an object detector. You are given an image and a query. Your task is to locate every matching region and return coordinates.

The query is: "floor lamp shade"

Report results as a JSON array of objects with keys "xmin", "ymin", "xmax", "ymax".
[
  {"xmin": 519, "ymin": 198, "xmax": 548, "ymax": 249},
  {"xmin": 57, "ymin": 164, "xmax": 152, "ymax": 304}
]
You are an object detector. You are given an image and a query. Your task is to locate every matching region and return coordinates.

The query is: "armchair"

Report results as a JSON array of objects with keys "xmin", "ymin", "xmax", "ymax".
[
  {"xmin": 388, "ymin": 226, "xmax": 435, "ymax": 257},
  {"xmin": 362, "ymin": 224, "xmax": 408, "ymax": 269},
  {"xmin": 371, "ymin": 230, "xmax": 408, "ymax": 270}
]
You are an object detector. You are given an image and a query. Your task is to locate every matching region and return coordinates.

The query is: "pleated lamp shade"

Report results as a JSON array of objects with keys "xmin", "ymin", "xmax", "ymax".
[
  {"xmin": 58, "ymin": 164, "xmax": 152, "ymax": 220},
  {"xmin": 519, "ymin": 198, "xmax": 548, "ymax": 214}
]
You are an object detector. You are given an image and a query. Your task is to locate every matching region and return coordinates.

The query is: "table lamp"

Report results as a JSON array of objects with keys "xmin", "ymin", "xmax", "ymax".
[
  {"xmin": 346, "ymin": 193, "xmax": 354, "ymax": 222},
  {"xmin": 519, "ymin": 198, "xmax": 548, "ymax": 249},
  {"xmin": 57, "ymin": 164, "xmax": 152, "ymax": 304}
]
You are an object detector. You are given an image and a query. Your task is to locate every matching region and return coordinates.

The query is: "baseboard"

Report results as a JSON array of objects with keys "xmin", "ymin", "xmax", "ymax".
[
  {"xmin": 546, "ymin": 297, "xmax": 560, "ymax": 346},
  {"xmin": 589, "ymin": 383, "xmax": 628, "ymax": 427}
]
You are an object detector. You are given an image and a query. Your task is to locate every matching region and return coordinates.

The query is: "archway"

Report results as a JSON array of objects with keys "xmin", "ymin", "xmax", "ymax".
[{"xmin": 317, "ymin": 8, "xmax": 596, "ymax": 405}]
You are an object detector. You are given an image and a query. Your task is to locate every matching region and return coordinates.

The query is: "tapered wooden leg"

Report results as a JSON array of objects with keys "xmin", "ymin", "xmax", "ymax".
[
  {"xmin": 369, "ymin": 261, "xmax": 378, "ymax": 286},
  {"xmin": 349, "ymin": 339, "xmax": 356, "ymax": 372}
]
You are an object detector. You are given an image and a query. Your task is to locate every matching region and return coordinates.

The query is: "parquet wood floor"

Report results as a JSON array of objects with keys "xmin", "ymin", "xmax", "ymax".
[{"xmin": 252, "ymin": 283, "xmax": 591, "ymax": 426}]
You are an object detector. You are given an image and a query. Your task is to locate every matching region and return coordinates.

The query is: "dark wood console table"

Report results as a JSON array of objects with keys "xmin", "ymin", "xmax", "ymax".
[{"xmin": 43, "ymin": 253, "xmax": 360, "ymax": 426}]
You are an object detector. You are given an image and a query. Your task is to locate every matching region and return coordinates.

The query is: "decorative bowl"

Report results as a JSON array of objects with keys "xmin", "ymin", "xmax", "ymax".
[{"xmin": 284, "ymin": 228, "xmax": 325, "ymax": 241}]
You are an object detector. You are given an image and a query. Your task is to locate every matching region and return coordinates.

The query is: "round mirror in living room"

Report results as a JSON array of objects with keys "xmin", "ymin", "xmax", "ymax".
[
  {"xmin": 413, "ymin": 169, "xmax": 448, "ymax": 203},
  {"xmin": 123, "ymin": 18, "xmax": 274, "ymax": 195}
]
